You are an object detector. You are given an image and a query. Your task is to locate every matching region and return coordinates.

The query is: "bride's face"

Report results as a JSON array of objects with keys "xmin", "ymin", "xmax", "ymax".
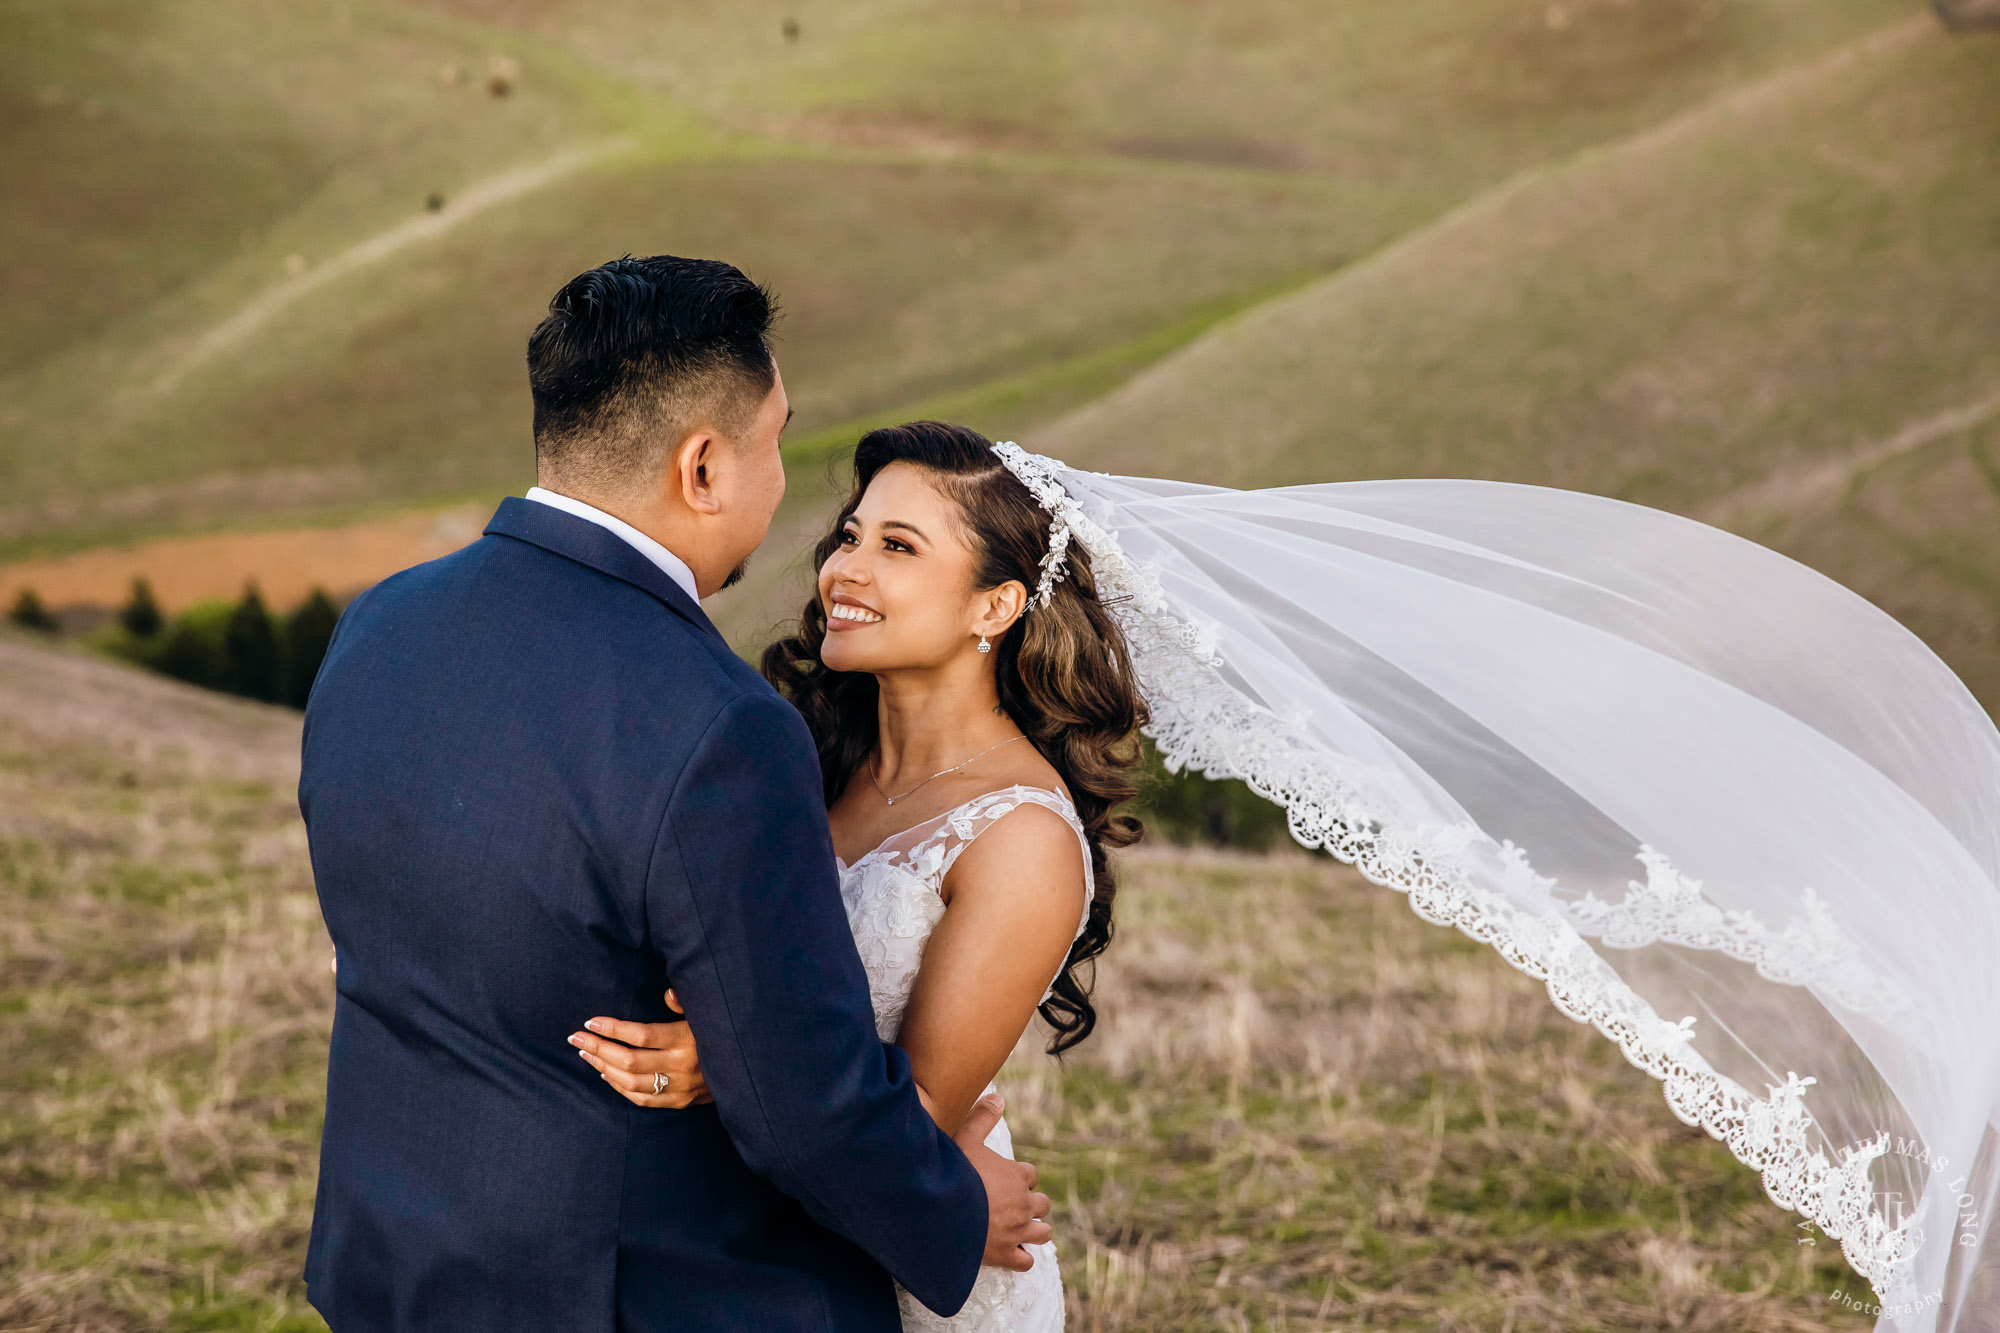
[{"xmin": 816, "ymin": 462, "xmax": 1020, "ymax": 675}]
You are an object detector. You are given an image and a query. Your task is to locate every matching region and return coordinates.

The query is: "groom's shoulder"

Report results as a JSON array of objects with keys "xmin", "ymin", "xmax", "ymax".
[
  {"xmin": 330, "ymin": 531, "xmax": 781, "ymax": 704},
  {"xmin": 330, "ymin": 536, "xmax": 540, "ymax": 639},
  {"xmin": 393, "ymin": 530, "xmax": 771, "ymax": 691},
  {"xmin": 358, "ymin": 530, "xmax": 667, "ymax": 627}
]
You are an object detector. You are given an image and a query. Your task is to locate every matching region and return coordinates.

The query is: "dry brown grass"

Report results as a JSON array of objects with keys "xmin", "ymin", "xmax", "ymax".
[
  {"xmin": 1000, "ymin": 848, "xmax": 1873, "ymax": 1331},
  {"xmin": 0, "ymin": 633, "xmax": 1871, "ymax": 1330},
  {"xmin": 0, "ymin": 634, "xmax": 327, "ymax": 1331}
]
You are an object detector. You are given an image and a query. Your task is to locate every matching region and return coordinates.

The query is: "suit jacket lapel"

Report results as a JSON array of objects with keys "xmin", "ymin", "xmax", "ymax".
[{"xmin": 483, "ymin": 497, "xmax": 726, "ymax": 643}]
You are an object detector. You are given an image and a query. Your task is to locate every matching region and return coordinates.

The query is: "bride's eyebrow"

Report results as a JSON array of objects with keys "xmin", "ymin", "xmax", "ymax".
[{"xmin": 880, "ymin": 520, "xmax": 927, "ymax": 543}]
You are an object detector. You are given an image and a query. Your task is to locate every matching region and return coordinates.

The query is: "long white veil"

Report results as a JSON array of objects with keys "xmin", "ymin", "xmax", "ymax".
[{"xmin": 993, "ymin": 446, "xmax": 2000, "ymax": 1332}]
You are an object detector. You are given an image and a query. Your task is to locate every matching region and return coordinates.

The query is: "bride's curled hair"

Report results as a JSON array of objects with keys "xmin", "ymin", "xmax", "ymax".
[{"xmin": 761, "ymin": 421, "xmax": 1147, "ymax": 1054}]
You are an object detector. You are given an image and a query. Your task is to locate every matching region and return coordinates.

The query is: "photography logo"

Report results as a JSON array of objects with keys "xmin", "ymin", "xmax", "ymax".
[{"xmin": 1802, "ymin": 1135, "xmax": 1985, "ymax": 1319}]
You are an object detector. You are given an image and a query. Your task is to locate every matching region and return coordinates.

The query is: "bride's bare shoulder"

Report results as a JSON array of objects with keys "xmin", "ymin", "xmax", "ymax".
[{"xmin": 940, "ymin": 794, "xmax": 1087, "ymax": 914}]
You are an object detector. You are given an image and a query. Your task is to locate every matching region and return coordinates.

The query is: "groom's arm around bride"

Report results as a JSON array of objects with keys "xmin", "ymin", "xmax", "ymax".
[{"xmin": 298, "ymin": 256, "xmax": 1046, "ymax": 1331}]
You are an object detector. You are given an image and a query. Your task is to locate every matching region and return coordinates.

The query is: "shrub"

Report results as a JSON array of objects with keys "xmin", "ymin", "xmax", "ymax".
[
  {"xmin": 151, "ymin": 622, "xmax": 219, "ymax": 688},
  {"xmin": 96, "ymin": 581, "xmax": 343, "ymax": 710},
  {"xmin": 1129, "ymin": 740, "xmax": 1295, "ymax": 852},
  {"xmin": 130, "ymin": 600, "xmax": 235, "ymax": 689},
  {"xmin": 7, "ymin": 588, "xmax": 59, "ymax": 633},
  {"xmin": 221, "ymin": 584, "xmax": 282, "ymax": 703},
  {"xmin": 119, "ymin": 578, "xmax": 163, "ymax": 638},
  {"xmin": 283, "ymin": 588, "xmax": 340, "ymax": 708}
]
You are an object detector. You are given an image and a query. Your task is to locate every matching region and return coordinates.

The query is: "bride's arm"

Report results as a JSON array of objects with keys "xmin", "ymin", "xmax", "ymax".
[
  {"xmin": 588, "ymin": 806, "xmax": 1088, "ymax": 1133},
  {"xmin": 896, "ymin": 805, "xmax": 1089, "ymax": 1137}
]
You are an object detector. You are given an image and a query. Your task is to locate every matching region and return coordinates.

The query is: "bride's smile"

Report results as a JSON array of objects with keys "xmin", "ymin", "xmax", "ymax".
[
  {"xmin": 827, "ymin": 597, "xmax": 884, "ymax": 626},
  {"xmin": 816, "ymin": 460, "xmax": 1018, "ymax": 675}
]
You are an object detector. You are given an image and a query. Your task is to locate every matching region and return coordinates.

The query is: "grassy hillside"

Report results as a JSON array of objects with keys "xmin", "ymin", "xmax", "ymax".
[
  {"xmin": 1033, "ymin": 17, "xmax": 2000, "ymax": 703},
  {"xmin": 0, "ymin": 630, "xmax": 1871, "ymax": 1330},
  {"xmin": 0, "ymin": 0, "xmax": 1916, "ymax": 562},
  {"xmin": 1036, "ymin": 15, "xmax": 1997, "ymax": 497}
]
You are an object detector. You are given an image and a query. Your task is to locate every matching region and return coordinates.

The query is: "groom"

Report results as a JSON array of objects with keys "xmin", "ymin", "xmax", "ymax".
[{"xmin": 299, "ymin": 255, "xmax": 1049, "ymax": 1330}]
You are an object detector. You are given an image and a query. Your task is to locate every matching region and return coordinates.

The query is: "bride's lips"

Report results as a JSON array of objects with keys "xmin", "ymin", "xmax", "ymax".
[{"xmin": 825, "ymin": 594, "xmax": 884, "ymax": 631}]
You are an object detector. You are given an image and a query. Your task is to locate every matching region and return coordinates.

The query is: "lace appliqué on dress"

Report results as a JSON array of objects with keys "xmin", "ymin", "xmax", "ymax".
[{"xmin": 837, "ymin": 785, "xmax": 1090, "ymax": 1333}]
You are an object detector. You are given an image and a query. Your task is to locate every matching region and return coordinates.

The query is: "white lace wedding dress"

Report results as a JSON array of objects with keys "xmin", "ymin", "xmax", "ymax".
[{"xmin": 836, "ymin": 783, "xmax": 1092, "ymax": 1333}]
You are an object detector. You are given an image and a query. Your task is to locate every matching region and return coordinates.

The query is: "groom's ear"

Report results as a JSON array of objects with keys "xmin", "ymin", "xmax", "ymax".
[{"xmin": 673, "ymin": 430, "xmax": 724, "ymax": 515}]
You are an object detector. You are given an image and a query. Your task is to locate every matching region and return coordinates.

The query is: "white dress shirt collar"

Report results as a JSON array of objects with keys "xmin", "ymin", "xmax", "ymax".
[{"xmin": 523, "ymin": 487, "xmax": 701, "ymax": 604}]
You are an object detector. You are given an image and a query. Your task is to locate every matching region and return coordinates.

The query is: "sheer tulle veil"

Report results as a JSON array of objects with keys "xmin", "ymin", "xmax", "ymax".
[{"xmin": 989, "ymin": 444, "xmax": 2000, "ymax": 1332}]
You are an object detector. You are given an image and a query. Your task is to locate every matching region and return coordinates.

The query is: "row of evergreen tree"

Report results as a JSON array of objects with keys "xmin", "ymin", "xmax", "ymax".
[
  {"xmin": 9, "ymin": 580, "xmax": 340, "ymax": 710},
  {"xmin": 9, "ymin": 583, "xmax": 1299, "ymax": 848}
]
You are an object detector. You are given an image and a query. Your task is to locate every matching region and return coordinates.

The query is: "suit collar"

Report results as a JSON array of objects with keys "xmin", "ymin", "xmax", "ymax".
[{"xmin": 484, "ymin": 496, "xmax": 725, "ymax": 643}]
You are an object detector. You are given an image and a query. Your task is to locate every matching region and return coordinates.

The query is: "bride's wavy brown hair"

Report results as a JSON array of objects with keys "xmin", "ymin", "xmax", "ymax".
[{"xmin": 761, "ymin": 421, "xmax": 1147, "ymax": 1054}]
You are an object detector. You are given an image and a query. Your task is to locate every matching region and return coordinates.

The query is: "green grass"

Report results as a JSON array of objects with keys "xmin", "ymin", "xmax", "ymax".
[
  {"xmin": 10, "ymin": 151, "xmax": 1361, "ymax": 513},
  {"xmin": 0, "ymin": 0, "xmax": 636, "ymax": 374},
  {"xmin": 0, "ymin": 635, "xmax": 1876, "ymax": 1330},
  {"xmin": 413, "ymin": 0, "xmax": 1909, "ymax": 197}
]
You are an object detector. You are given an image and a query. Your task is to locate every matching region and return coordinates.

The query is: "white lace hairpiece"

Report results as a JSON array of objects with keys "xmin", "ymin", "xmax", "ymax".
[
  {"xmin": 991, "ymin": 442, "xmax": 1074, "ymax": 610},
  {"xmin": 968, "ymin": 442, "xmax": 2000, "ymax": 1323}
]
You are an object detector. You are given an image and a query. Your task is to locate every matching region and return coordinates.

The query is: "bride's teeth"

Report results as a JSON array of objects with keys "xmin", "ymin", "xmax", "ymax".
[{"xmin": 831, "ymin": 604, "xmax": 881, "ymax": 623}]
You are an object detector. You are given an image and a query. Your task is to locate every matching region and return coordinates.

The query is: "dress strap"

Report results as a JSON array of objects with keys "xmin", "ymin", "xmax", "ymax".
[
  {"xmin": 930, "ymin": 786, "xmax": 1094, "ymax": 945},
  {"xmin": 933, "ymin": 786, "xmax": 1082, "ymax": 872}
]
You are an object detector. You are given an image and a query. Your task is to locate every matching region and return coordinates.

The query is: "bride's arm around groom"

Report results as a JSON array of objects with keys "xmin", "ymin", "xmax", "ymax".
[{"xmin": 644, "ymin": 681, "xmax": 1027, "ymax": 1286}]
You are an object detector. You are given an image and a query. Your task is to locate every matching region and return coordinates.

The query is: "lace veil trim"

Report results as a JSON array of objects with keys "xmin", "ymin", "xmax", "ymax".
[{"xmin": 988, "ymin": 444, "xmax": 1921, "ymax": 1292}]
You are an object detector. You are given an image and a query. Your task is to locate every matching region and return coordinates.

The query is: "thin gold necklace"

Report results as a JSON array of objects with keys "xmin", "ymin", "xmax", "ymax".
[{"xmin": 869, "ymin": 735, "xmax": 1027, "ymax": 806}]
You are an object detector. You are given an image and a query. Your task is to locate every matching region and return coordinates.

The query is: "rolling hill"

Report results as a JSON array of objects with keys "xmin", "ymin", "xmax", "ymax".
[
  {"xmin": 4, "ymin": 0, "xmax": 1997, "ymax": 693},
  {"xmin": 1033, "ymin": 13, "xmax": 2000, "ymax": 705},
  {"xmin": 0, "ymin": 0, "xmax": 1917, "ymax": 524}
]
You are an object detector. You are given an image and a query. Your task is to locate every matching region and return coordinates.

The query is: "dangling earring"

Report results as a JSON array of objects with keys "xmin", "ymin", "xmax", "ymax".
[{"xmin": 977, "ymin": 634, "xmax": 991, "ymax": 654}]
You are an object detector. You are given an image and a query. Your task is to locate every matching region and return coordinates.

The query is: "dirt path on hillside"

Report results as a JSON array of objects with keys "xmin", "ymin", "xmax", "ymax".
[
  {"xmin": 1035, "ymin": 15, "xmax": 1936, "ymax": 458},
  {"xmin": 1702, "ymin": 384, "xmax": 2000, "ymax": 527},
  {"xmin": 153, "ymin": 135, "xmax": 636, "ymax": 393},
  {"xmin": 0, "ymin": 503, "xmax": 490, "ymax": 614}
]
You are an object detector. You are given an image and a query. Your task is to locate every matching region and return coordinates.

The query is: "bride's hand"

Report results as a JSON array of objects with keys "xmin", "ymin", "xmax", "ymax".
[{"xmin": 568, "ymin": 989, "xmax": 712, "ymax": 1109}]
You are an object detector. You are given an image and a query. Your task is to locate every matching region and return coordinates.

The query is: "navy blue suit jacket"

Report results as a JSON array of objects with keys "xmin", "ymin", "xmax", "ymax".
[{"xmin": 299, "ymin": 498, "xmax": 987, "ymax": 1330}]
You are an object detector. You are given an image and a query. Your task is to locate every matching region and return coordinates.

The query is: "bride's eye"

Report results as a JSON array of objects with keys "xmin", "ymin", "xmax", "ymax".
[
  {"xmin": 837, "ymin": 528, "xmax": 859, "ymax": 546},
  {"xmin": 883, "ymin": 537, "xmax": 912, "ymax": 554}
]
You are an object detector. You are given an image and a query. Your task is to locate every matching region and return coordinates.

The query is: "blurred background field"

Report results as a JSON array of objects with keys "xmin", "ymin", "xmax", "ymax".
[
  {"xmin": 0, "ymin": 629, "xmax": 1872, "ymax": 1331},
  {"xmin": 3, "ymin": 0, "xmax": 1997, "ymax": 1328}
]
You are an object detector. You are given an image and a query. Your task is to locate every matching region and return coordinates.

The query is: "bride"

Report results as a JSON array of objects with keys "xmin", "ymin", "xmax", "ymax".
[
  {"xmin": 574, "ymin": 420, "xmax": 1146, "ymax": 1330},
  {"xmin": 575, "ymin": 418, "xmax": 2000, "ymax": 1333}
]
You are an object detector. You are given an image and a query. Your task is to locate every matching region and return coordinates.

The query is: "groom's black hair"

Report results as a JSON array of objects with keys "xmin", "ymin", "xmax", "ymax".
[{"xmin": 527, "ymin": 255, "xmax": 778, "ymax": 490}]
